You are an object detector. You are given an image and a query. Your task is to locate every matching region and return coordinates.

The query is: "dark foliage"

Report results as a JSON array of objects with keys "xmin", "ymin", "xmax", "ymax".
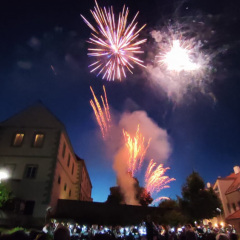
[{"xmin": 179, "ymin": 171, "xmax": 222, "ymax": 222}]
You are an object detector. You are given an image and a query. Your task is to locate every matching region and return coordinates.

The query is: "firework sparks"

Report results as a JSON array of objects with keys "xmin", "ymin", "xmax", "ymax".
[
  {"xmin": 145, "ymin": 159, "xmax": 175, "ymax": 199},
  {"xmin": 161, "ymin": 39, "xmax": 200, "ymax": 72},
  {"xmin": 81, "ymin": 0, "xmax": 147, "ymax": 81},
  {"xmin": 123, "ymin": 125, "xmax": 151, "ymax": 177},
  {"xmin": 151, "ymin": 196, "xmax": 170, "ymax": 205},
  {"xmin": 147, "ymin": 26, "xmax": 212, "ymax": 102},
  {"xmin": 90, "ymin": 85, "xmax": 111, "ymax": 139}
]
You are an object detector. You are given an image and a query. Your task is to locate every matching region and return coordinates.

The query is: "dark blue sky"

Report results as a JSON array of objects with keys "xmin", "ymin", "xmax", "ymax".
[{"xmin": 1, "ymin": 0, "xmax": 240, "ymax": 202}]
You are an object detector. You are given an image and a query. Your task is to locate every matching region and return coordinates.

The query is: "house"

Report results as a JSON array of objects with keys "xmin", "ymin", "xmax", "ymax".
[
  {"xmin": 213, "ymin": 166, "xmax": 240, "ymax": 232},
  {"xmin": 0, "ymin": 103, "xmax": 92, "ymax": 226}
]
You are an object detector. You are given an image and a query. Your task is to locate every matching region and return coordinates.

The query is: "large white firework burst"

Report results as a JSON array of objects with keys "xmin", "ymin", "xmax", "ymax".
[{"xmin": 147, "ymin": 24, "xmax": 212, "ymax": 102}]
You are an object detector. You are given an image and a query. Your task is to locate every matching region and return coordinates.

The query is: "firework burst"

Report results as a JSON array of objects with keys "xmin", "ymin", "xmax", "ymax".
[
  {"xmin": 90, "ymin": 85, "xmax": 111, "ymax": 139},
  {"xmin": 145, "ymin": 159, "xmax": 175, "ymax": 201},
  {"xmin": 81, "ymin": 0, "xmax": 147, "ymax": 81},
  {"xmin": 123, "ymin": 125, "xmax": 151, "ymax": 177},
  {"xmin": 147, "ymin": 24, "xmax": 212, "ymax": 102}
]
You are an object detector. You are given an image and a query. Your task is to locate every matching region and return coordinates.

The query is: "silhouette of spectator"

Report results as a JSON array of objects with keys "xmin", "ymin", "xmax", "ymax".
[
  {"xmin": 54, "ymin": 227, "xmax": 70, "ymax": 240},
  {"xmin": 185, "ymin": 225, "xmax": 197, "ymax": 240},
  {"xmin": 10, "ymin": 230, "xmax": 30, "ymax": 240},
  {"xmin": 229, "ymin": 233, "xmax": 238, "ymax": 240}
]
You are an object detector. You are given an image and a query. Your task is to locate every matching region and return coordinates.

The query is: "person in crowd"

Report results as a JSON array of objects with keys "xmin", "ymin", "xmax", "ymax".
[
  {"xmin": 54, "ymin": 226, "xmax": 70, "ymax": 240},
  {"xmin": 207, "ymin": 223, "xmax": 213, "ymax": 234},
  {"xmin": 185, "ymin": 224, "xmax": 197, "ymax": 240}
]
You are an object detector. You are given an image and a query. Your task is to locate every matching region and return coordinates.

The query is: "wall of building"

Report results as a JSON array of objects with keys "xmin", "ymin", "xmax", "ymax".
[
  {"xmin": 50, "ymin": 132, "xmax": 81, "ymax": 212},
  {"xmin": 226, "ymin": 191, "xmax": 240, "ymax": 215},
  {"xmin": 0, "ymin": 126, "xmax": 60, "ymax": 218},
  {"xmin": 79, "ymin": 165, "xmax": 92, "ymax": 201},
  {"xmin": 215, "ymin": 179, "xmax": 234, "ymax": 218}
]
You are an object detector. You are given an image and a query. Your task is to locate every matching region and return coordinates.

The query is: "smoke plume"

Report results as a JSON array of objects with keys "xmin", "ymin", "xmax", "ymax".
[{"xmin": 113, "ymin": 110, "xmax": 171, "ymax": 205}]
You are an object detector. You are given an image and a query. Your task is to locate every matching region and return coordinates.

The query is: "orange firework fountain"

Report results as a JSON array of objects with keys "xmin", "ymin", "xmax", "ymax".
[
  {"xmin": 90, "ymin": 85, "xmax": 111, "ymax": 139},
  {"xmin": 123, "ymin": 125, "xmax": 151, "ymax": 177},
  {"xmin": 145, "ymin": 159, "xmax": 175, "ymax": 203}
]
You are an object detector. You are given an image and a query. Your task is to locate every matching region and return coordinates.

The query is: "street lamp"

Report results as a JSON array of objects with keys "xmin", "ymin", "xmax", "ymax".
[
  {"xmin": 0, "ymin": 170, "xmax": 9, "ymax": 183},
  {"xmin": 216, "ymin": 208, "xmax": 222, "ymax": 223}
]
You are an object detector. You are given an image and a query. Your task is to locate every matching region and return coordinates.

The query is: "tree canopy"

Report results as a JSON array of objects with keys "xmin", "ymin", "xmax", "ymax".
[
  {"xmin": 179, "ymin": 171, "xmax": 222, "ymax": 222},
  {"xmin": 0, "ymin": 183, "xmax": 11, "ymax": 208}
]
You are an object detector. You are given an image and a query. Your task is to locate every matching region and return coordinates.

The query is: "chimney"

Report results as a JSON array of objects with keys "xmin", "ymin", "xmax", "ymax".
[{"xmin": 233, "ymin": 166, "xmax": 240, "ymax": 174}]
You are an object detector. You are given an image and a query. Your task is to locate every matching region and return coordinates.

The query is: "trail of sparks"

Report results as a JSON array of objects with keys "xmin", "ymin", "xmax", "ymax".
[
  {"xmin": 145, "ymin": 159, "xmax": 175, "ymax": 199},
  {"xmin": 81, "ymin": 0, "xmax": 147, "ymax": 81},
  {"xmin": 123, "ymin": 125, "xmax": 151, "ymax": 177},
  {"xmin": 90, "ymin": 86, "xmax": 111, "ymax": 139},
  {"xmin": 151, "ymin": 197, "xmax": 170, "ymax": 205}
]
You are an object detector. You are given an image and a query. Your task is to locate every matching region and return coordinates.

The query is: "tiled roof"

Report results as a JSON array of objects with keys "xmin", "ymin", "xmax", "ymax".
[
  {"xmin": 225, "ymin": 172, "xmax": 240, "ymax": 194},
  {"xmin": 226, "ymin": 209, "xmax": 240, "ymax": 220}
]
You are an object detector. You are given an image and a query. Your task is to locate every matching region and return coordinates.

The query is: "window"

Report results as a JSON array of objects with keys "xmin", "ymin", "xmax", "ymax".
[
  {"xmin": 62, "ymin": 143, "xmax": 66, "ymax": 158},
  {"xmin": 232, "ymin": 203, "xmax": 237, "ymax": 212},
  {"xmin": 25, "ymin": 165, "xmax": 38, "ymax": 179},
  {"xmin": 58, "ymin": 176, "xmax": 61, "ymax": 184},
  {"xmin": 227, "ymin": 203, "xmax": 231, "ymax": 213},
  {"xmin": 69, "ymin": 189, "xmax": 71, "ymax": 197},
  {"xmin": 67, "ymin": 154, "xmax": 70, "ymax": 167},
  {"xmin": 13, "ymin": 133, "xmax": 24, "ymax": 146},
  {"xmin": 72, "ymin": 163, "xmax": 74, "ymax": 175},
  {"xmin": 238, "ymin": 201, "xmax": 240, "ymax": 208},
  {"xmin": 64, "ymin": 183, "xmax": 67, "ymax": 191},
  {"xmin": 33, "ymin": 133, "xmax": 44, "ymax": 147}
]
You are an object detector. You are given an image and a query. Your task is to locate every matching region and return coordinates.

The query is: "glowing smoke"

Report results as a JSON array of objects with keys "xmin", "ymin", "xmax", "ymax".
[{"xmin": 113, "ymin": 110, "xmax": 171, "ymax": 205}]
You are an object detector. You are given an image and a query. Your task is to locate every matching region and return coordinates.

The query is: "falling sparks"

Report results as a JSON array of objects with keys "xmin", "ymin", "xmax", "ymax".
[
  {"xmin": 151, "ymin": 196, "xmax": 170, "ymax": 205},
  {"xmin": 81, "ymin": 0, "xmax": 147, "ymax": 81},
  {"xmin": 90, "ymin": 85, "xmax": 111, "ymax": 139},
  {"xmin": 123, "ymin": 125, "xmax": 151, "ymax": 177},
  {"xmin": 145, "ymin": 159, "xmax": 175, "ymax": 199},
  {"xmin": 147, "ymin": 27, "xmax": 212, "ymax": 102}
]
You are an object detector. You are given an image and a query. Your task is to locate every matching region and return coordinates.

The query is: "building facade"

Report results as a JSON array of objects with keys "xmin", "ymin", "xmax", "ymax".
[
  {"xmin": 213, "ymin": 166, "xmax": 240, "ymax": 232},
  {"xmin": 0, "ymin": 103, "xmax": 92, "ymax": 226}
]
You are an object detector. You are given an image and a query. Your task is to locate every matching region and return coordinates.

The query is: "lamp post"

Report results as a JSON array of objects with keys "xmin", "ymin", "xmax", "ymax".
[{"xmin": 216, "ymin": 208, "xmax": 222, "ymax": 223}]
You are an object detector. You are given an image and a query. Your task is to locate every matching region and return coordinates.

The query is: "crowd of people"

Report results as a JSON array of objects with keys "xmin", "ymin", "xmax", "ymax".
[{"xmin": 0, "ymin": 220, "xmax": 238, "ymax": 240}]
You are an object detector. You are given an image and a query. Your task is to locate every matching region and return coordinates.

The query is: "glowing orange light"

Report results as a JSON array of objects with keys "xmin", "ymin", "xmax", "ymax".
[
  {"xmin": 123, "ymin": 125, "xmax": 151, "ymax": 177},
  {"xmin": 90, "ymin": 86, "xmax": 111, "ymax": 139},
  {"xmin": 145, "ymin": 159, "xmax": 175, "ymax": 198}
]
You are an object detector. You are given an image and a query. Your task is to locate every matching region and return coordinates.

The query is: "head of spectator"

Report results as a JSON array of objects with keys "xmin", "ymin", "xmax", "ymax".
[{"xmin": 54, "ymin": 227, "xmax": 70, "ymax": 240}]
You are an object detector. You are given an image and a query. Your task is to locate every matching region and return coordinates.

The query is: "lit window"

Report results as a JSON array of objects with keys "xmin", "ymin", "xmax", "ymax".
[
  {"xmin": 13, "ymin": 133, "xmax": 24, "ymax": 146},
  {"xmin": 67, "ymin": 154, "xmax": 70, "ymax": 167},
  {"xmin": 62, "ymin": 143, "xmax": 66, "ymax": 158},
  {"xmin": 64, "ymin": 183, "xmax": 67, "ymax": 191},
  {"xmin": 33, "ymin": 133, "xmax": 44, "ymax": 147},
  {"xmin": 72, "ymin": 163, "xmax": 74, "ymax": 175},
  {"xmin": 25, "ymin": 165, "xmax": 38, "ymax": 179}
]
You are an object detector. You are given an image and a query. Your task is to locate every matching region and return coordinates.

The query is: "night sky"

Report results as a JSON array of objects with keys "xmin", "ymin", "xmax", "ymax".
[{"xmin": 1, "ymin": 0, "xmax": 240, "ymax": 203}]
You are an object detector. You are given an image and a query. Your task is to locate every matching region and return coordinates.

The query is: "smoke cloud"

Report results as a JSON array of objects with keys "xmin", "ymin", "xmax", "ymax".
[{"xmin": 112, "ymin": 110, "xmax": 171, "ymax": 205}]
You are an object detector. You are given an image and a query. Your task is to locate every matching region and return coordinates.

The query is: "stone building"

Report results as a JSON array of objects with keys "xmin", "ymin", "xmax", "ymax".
[
  {"xmin": 0, "ymin": 103, "xmax": 92, "ymax": 226},
  {"xmin": 213, "ymin": 166, "xmax": 240, "ymax": 232}
]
